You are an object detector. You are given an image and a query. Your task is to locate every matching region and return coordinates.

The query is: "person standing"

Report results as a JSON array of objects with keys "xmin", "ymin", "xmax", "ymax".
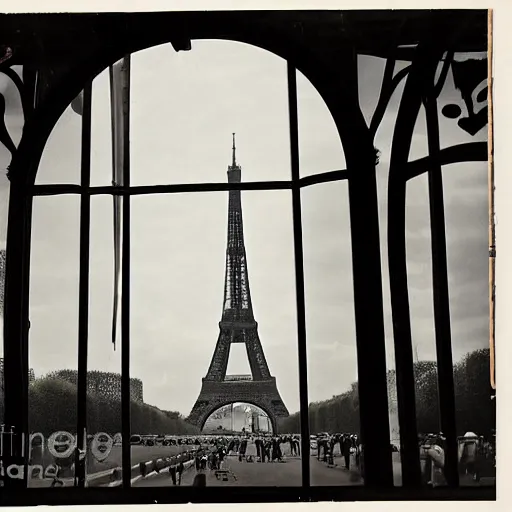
[
  {"xmin": 289, "ymin": 436, "xmax": 295, "ymax": 457},
  {"xmin": 328, "ymin": 436, "xmax": 336, "ymax": 466},
  {"xmin": 262, "ymin": 439, "xmax": 267, "ymax": 463},
  {"xmin": 177, "ymin": 458, "xmax": 184, "ymax": 485},
  {"xmin": 343, "ymin": 435, "xmax": 352, "ymax": 470},
  {"xmin": 271, "ymin": 436, "xmax": 282, "ymax": 462},
  {"xmin": 218, "ymin": 446, "xmax": 226, "ymax": 469},
  {"xmin": 169, "ymin": 459, "xmax": 177, "ymax": 486},
  {"xmin": 265, "ymin": 437, "xmax": 272, "ymax": 462},
  {"xmin": 255, "ymin": 436, "xmax": 262, "ymax": 461},
  {"xmin": 239, "ymin": 438, "xmax": 248, "ymax": 462}
]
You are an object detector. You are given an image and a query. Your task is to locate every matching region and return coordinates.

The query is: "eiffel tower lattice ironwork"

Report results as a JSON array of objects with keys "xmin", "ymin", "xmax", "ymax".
[{"xmin": 187, "ymin": 134, "xmax": 289, "ymax": 432}]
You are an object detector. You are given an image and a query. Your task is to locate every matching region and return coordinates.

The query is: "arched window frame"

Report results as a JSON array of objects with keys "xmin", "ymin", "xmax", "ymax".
[{"xmin": 0, "ymin": 10, "xmax": 492, "ymax": 504}]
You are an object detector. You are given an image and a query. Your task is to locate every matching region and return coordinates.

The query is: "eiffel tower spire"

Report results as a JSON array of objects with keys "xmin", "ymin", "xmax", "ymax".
[
  {"xmin": 223, "ymin": 136, "xmax": 253, "ymax": 323},
  {"xmin": 232, "ymin": 132, "xmax": 236, "ymax": 167}
]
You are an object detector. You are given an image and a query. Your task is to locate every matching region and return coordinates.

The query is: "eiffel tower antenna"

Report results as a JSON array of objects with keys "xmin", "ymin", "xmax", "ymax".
[{"xmin": 232, "ymin": 132, "xmax": 236, "ymax": 167}]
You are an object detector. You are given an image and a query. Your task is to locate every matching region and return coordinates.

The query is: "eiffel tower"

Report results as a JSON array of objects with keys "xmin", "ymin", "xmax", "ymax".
[{"xmin": 187, "ymin": 134, "xmax": 289, "ymax": 432}]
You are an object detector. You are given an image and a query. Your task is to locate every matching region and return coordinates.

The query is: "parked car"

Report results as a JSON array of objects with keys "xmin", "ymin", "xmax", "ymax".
[
  {"xmin": 310, "ymin": 435, "xmax": 318, "ymax": 450},
  {"xmin": 130, "ymin": 434, "xmax": 143, "ymax": 445}
]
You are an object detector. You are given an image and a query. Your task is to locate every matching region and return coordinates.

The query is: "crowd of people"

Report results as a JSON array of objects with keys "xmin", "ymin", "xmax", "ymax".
[
  {"xmin": 419, "ymin": 431, "xmax": 496, "ymax": 485},
  {"xmin": 136, "ymin": 429, "xmax": 496, "ymax": 487},
  {"xmin": 314, "ymin": 433, "xmax": 361, "ymax": 470},
  {"xmin": 307, "ymin": 430, "xmax": 496, "ymax": 485},
  {"xmin": 227, "ymin": 434, "xmax": 301, "ymax": 463}
]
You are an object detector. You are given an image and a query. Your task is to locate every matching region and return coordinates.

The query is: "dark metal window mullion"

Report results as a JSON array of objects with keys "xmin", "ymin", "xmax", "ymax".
[
  {"xmin": 121, "ymin": 56, "xmax": 132, "ymax": 489},
  {"xmin": 424, "ymin": 97, "xmax": 459, "ymax": 487},
  {"xmin": 75, "ymin": 81, "xmax": 93, "ymax": 488},
  {"xmin": 287, "ymin": 61, "xmax": 310, "ymax": 489}
]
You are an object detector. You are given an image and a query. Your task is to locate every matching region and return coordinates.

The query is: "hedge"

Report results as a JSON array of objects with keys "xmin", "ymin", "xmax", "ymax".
[{"xmin": 14, "ymin": 376, "xmax": 200, "ymax": 436}]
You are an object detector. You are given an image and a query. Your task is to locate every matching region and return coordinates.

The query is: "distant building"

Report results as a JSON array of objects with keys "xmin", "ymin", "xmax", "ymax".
[{"xmin": 252, "ymin": 411, "xmax": 260, "ymax": 432}]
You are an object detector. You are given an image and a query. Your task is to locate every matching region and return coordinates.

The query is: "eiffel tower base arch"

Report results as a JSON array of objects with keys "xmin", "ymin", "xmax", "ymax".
[{"xmin": 187, "ymin": 377, "xmax": 289, "ymax": 433}]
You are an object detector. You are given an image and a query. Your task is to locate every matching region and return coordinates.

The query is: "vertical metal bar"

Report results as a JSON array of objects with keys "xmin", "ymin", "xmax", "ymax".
[
  {"xmin": 2, "ymin": 179, "xmax": 32, "ymax": 489},
  {"xmin": 287, "ymin": 62, "xmax": 310, "ymax": 488},
  {"xmin": 121, "ymin": 55, "xmax": 132, "ymax": 489},
  {"xmin": 75, "ymin": 81, "xmax": 92, "ymax": 488},
  {"xmin": 487, "ymin": 9, "xmax": 495, "ymax": 391},
  {"xmin": 387, "ymin": 170, "xmax": 422, "ymax": 488},
  {"xmin": 424, "ymin": 98, "xmax": 459, "ymax": 487},
  {"xmin": 20, "ymin": 195, "xmax": 32, "ymax": 489},
  {"xmin": 344, "ymin": 49, "xmax": 393, "ymax": 487},
  {"xmin": 387, "ymin": 69, "xmax": 424, "ymax": 487}
]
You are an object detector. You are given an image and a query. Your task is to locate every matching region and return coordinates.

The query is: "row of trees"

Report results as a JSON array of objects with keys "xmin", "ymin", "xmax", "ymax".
[
  {"xmin": 279, "ymin": 348, "xmax": 495, "ymax": 438},
  {"xmin": 19, "ymin": 377, "xmax": 199, "ymax": 436}
]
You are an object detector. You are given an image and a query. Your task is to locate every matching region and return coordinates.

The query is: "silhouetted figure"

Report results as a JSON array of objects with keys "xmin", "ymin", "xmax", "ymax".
[
  {"xmin": 177, "ymin": 460, "xmax": 184, "ymax": 485},
  {"xmin": 239, "ymin": 439, "xmax": 248, "ymax": 462},
  {"xmin": 289, "ymin": 436, "xmax": 295, "ymax": 456},
  {"xmin": 343, "ymin": 435, "xmax": 352, "ymax": 470},
  {"xmin": 255, "ymin": 437, "xmax": 262, "ymax": 460},
  {"xmin": 169, "ymin": 464, "xmax": 177, "ymax": 486},
  {"xmin": 271, "ymin": 437, "xmax": 282, "ymax": 462},
  {"xmin": 193, "ymin": 473, "xmax": 206, "ymax": 487}
]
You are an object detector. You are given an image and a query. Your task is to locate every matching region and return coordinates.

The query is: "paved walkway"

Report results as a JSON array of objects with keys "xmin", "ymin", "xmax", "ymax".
[{"xmin": 134, "ymin": 444, "xmax": 362, "ymax": 487}]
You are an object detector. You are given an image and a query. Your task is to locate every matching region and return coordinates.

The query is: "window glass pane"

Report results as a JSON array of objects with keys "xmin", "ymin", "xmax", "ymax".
[
  {"xmin": 300, "ymin": 180, "xmax": 362, "ymax": 486},
  {"xmin": 28, "ymin": 195, "xmax": 80, "ymax": 488},
  {"xmin": 90, "ymin": 68, "xmax": 113, "ymax": 187},
  {"xmin": 405, "ymin": 173, "xmax": 440, "ymax": 456},
  {"xmin": 129, "ymin": 41, "xmax": 291, "ymax": 186},
  {"xmin": 35, "ymin": 103, "xmax": 81, "ymax": 185},
  {"xmin": 439, "ymin": 53, "xmax": 488, "ymax": 148},
  {"xmin": 130, "ymin": 188, "xmax": 300, "ymax": 487},
  {"xmin": 297, "ymin": 71, "xmax": 346, "ymax": 179},
  {"xmin": 358, "ymin": 55, "xmax": 386, "ymax": 128},
  {"xmin": 443, "ymin": 162, "xmax": 495, "ymax": 487},
  {"xmin": 0, "ymin": 65, "xmax": 23, "ymax": 155},
  {"xmin": 84, "ymin": 195, "xmax": 123, "ymax": 487}
]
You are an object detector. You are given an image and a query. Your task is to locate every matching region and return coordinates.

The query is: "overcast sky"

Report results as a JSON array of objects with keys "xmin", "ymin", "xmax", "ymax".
[{"xmin": 0, "ymin": 40, "xmax": 488, "ymax": 417}]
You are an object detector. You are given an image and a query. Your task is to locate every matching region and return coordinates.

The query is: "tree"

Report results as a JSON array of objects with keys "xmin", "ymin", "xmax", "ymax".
[
  {"xmin": 25, "ymin": 376, "xmax": 199, "ymax": 436},
  {"xmin": 454, "ymin": 349, "xmax": 495, "ymax": 437},
  {"xmin": 414, "ymin": 360, "xmax": 441, "ymax": 434},
  {"xmin": 278, "ymin": 349, "xmax": 494, "ymax": 439}
]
